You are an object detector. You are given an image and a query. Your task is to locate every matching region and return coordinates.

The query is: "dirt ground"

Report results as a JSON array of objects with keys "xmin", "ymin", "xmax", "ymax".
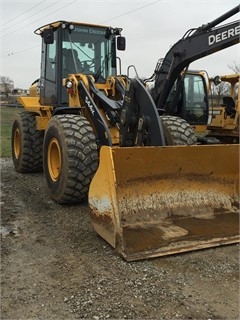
[{"xmin": 1, "ymin": 157, "xmax": 239, "ymax": 320}]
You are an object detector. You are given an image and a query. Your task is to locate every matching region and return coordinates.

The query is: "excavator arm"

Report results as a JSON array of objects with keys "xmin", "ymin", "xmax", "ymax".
[{"xmin": 151, "ymin": 5, "xmax": 240, "ymax": 110}]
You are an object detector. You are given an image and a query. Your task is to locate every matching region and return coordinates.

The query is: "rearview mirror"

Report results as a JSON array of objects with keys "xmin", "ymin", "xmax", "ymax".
[
  {"xmin": 117, "ymin": 36, "xmax": 126, "ymax": 51},
  {"xmin": 43, "ymin": 28, "xmax": 54, "ymax": 44}
]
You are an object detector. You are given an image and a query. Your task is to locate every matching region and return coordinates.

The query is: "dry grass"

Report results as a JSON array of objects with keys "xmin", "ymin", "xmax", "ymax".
[{"xmin": 0, "ymin": 106, "xmax": 21, "ymax": 158}]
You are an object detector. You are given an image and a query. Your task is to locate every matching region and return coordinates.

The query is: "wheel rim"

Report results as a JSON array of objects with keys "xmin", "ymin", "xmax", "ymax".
[
  {"xmin": 13, "ymin": 128, "xmax": 21, "ymax": 159},
  {"xmin": 48, "ymin": 138, "xmax": 61, "ymax": 181}
]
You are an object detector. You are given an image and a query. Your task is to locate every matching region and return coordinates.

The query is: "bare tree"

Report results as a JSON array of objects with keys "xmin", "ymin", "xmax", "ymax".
[
  {"xmin": 0, "ymin": 76, "xmax": 14, "ymax": 98},
  {"xmin": 228, "ymin": 61, "xmax": 240, "ymax": 73}
]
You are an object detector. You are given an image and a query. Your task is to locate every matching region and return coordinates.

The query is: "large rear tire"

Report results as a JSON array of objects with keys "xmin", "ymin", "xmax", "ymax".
[
  {"xmin": 11, "ymin": 111, "xmax": 44, "ymax": 173},
  {"xmin": 43, "ymin": 114, "xmax": 98, "ymax": 204},
  {"xmin": 160, "ymin": 115, "xmax": 197, "ymax": 145}
]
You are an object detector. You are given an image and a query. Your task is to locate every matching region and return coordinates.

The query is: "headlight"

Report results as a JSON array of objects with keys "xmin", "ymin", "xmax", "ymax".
[
  {"xmin": 65, "ymin": 80, "xmax": 73, "ymax": 89},
  {"xmin": 61, "ymin": 23, "xmax": 68, "ymax": 29}
]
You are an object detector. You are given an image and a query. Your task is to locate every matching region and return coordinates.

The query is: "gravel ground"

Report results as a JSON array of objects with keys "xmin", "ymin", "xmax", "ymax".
[{"xmin": 1, "ymin": 158, "xmax": 239, "ymax": 320}]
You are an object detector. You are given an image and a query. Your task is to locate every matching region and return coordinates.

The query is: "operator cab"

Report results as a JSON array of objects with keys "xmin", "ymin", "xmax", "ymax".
[
  {"xmin": 36, "ymin": 21, "xmax": 125, "ymax": 107},
  {"xmin": 166, "ymin": 71, "xmax": 209, "ymax": 125}
]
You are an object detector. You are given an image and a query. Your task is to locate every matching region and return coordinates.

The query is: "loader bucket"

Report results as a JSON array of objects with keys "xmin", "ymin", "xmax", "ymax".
[{"xmin": 89, "ymin": 145, "xmax": 239, "ymax": 261}]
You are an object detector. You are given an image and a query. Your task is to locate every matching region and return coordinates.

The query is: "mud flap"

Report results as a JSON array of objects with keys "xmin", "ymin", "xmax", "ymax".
[{"xmin": 88, "ymin": 145, "xmax": 239, "ymax": 261}]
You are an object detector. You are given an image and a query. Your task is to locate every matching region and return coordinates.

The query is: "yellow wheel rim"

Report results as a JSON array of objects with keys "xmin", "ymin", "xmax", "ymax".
[
  {"xmin": 48, "ymin": 138, "xmax": 61, "ymax": 181},
  {"xmin": 13, "ymin": 128, "xmax": 21, "ymax": 159}
]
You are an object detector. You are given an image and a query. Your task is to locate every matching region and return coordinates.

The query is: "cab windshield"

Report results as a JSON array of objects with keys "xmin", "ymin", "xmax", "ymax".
[
  {"xmin": 165, "ymin": 73, "xmax": 208, "ymax": 125},
  {"xmin": 184, "ymin": 74, "xmax": 208, "ymax": 125},
  {"xmin": 61, "ymin": 24, "xmax": 114, "ymax": 81}
]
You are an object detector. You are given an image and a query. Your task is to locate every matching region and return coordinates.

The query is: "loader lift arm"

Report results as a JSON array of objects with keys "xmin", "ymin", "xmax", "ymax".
[
  {"xmin": 151, "ymin": 5, "xmax": 240, "ymax": 112},
  {"xmin": 77, "ymin": 79, "xmax": 113, "ymax": 146},
  {"xmin": 79, "ymin": 76, "xmax": 166, "ymax": 147},
  {"xmin": 119, "ymin": 77, "xmax": 166, "ymax": 146}
]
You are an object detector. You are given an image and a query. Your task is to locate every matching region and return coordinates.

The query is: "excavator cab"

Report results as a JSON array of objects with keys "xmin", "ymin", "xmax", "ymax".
[{"xmin": 165, "ymin": 71, "xmax": 209, "ymax": 125}]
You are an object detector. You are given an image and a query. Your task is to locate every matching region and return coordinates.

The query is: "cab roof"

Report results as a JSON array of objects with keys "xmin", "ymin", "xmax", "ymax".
[{"xmin": 34, "ymin": 20, "xmax": 110, "ymax": 35}]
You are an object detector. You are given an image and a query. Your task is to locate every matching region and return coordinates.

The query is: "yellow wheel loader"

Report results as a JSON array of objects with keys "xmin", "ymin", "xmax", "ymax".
[
  {"xmin": 207, "ymin": 73, "xmax": 239, "ymax": 143},
  {"xmin": 12, "ymin": 6, "xmax": 239, "ymax": 261}
]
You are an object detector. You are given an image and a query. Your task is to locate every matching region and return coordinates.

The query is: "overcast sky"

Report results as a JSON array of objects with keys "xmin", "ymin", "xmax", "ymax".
[{"xmin": 0, "ymin": 0, "xmax": 239, "ymax": 89}]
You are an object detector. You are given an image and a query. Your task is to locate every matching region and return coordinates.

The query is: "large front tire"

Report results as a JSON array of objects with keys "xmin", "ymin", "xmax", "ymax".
[
  {"xmin": 43, "ymin": 114, "xmax": 98, "ymax": 204},
  {"xmin": 11, "ymin": 111, "xmax": 44, "ymax": 173},
  {"xmin": 160, "ymin": 115, "xmax": 197, "ymax": 145}
]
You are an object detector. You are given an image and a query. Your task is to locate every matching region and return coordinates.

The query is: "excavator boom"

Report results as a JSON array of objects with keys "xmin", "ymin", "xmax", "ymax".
[{"xmin": 152, "ymin": 5, "xmax": 240, "ymax": 110}]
